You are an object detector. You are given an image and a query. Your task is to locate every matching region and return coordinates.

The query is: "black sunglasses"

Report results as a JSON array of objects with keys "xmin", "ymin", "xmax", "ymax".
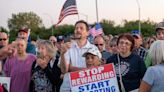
[
  {"xmin": 95, "ymin": 44, "xmax": 103, "ymax": 46},
  {"xmin": 0, "ymin": 38, "xmax": 7, "ymax": 41}
]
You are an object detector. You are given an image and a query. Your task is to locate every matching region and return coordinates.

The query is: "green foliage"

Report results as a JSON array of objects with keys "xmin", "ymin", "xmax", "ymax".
[
  {"xmin": 100, "ymin": 19, "xmax": 155, "ymax": 37},
  {"xmin": 140, "ymin": 20, "xmax": 155, "ymax": 37},
  {"xmin": 53, "ymin": 24, "xmax": 74, "ymax": 36},
  {"xmin": 101, "ymin": 19, "xmax": 115, "ymax": 35},
  {"xmin": 8, "ymin": 12, "xmax": 43, "ymax": 31},
  {"xmin": 9, "ymin": 30, "xmax": 17, "ymax": 42},
  {"xmin": 6, "ymin": 12, "xmax": 157, "ymax": 39},
  {"xmin": 0, "ymin": 27, "xmax": 9, "ymax": 34}
]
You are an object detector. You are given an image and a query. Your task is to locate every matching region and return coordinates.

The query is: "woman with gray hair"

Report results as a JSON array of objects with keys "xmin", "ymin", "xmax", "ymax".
[
  {"xmin": 30, "ymin": 40, "xmax": 61, "ymax": 92},
  {"xmin": 139, "ymin": 40, "xmax": 164, "ymax": 92}
]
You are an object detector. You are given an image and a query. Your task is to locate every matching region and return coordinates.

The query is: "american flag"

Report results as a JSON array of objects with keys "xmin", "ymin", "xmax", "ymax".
[
  {"xmin": 56, "ymin": 0, "xmax": 78, "ymax": 26},
  {"xmin": 89, "ymin": 23, "xmax": 104, "ymax": 37}
]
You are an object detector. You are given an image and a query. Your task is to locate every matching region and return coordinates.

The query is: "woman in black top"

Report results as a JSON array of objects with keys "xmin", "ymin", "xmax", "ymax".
[
  {"xmin": 107, "ymin": 33, "xmax": 146, "ymax": 92},
  {"xmin": 30, "ymin": 40, "xmax": 61, "ymax": 92}
]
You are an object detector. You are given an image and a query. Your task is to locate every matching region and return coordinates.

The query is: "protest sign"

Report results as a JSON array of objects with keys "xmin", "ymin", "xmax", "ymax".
[
  {"xmin": 0, "ymin": 77, "xmax": 10, "ymax": 91},
  {"xmin": 70, "ymin": 63, "xmax": 119, "ymax": 92}
]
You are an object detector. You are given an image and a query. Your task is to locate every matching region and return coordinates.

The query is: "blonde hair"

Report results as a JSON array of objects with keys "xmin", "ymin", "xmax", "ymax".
[
  {"xmin": 37, "ymin": 40, "xmax": 57, "ymax": 58},
  {"xmin": 149, "ymin": 40, "xmax": 164, "ymax": 65},
  {"xmin": 16, "ymin": 38, "xmax": 27, "ymax": 48}
]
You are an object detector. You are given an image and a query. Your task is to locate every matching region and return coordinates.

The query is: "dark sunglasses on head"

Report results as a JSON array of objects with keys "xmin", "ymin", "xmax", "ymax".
[
  {"xmin": 0, "ymin": 38, "xmax": 7, "ymax": 41},
  {"xmin": 95, "ymin": 44, "xmax": 103, "ymax": 46}
]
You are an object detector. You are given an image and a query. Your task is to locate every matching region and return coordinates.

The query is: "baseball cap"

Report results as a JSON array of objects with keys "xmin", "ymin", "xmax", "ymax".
[
  {"xmin": 83, "ymin": 48, "xmax": 102, "ymax": 59},
  {"xmin": 18, "ymin": 28, "xmax": 28, "ymax": 33},
  {"xmin": 57, "ymin": 35, "xmax": 64, "ymax": 42},
  {"xmin": 155, "ymin": 22, "xmax": 164, "ymax": 32},
  {"xmin": 131, "ymin": 30, "xmax": 141, "ymax": 39}
]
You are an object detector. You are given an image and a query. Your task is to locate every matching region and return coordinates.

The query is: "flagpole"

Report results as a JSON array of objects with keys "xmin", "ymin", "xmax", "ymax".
[
  {"xmin": 136, "ymin": 0, "xmax": 141, "ymax": 31},
  {"xmin": 75, "ymin": 0, "xmax": 80, "ymax": 20},
  {"xmin": 95, "ymin": 0, "xmax": 99, "ymax": 23},
  {"xmin": 78, "ymin": 14, "xmax": 80, "ymax": 20}
]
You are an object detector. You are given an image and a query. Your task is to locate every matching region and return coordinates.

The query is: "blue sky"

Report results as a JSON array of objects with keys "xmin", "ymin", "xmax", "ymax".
[{"xmin": 0, "ymin": 0, "xmax": 164, "ymax": 29}]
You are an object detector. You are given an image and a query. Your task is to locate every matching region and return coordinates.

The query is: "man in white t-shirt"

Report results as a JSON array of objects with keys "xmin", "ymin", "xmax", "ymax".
[{"xmin": 59, "ymin": 20, "xmax": 99, "ymax": 73}]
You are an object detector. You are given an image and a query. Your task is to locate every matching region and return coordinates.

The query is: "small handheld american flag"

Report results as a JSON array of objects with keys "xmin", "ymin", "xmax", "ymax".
[{"xmin": 89, "ymin": 23, "xmax": 104, "ymax": 37}]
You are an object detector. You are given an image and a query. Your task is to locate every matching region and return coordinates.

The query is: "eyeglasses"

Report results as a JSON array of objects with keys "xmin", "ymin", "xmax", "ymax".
[
  {"xmin": 95, "ymin": 44, "xmax": 103, "ymax": 46},
  {"xmin": 0, "ymin": 38, "xmax": 7, "ymax": 41},
  {"xmin": 118, "ymin": 41, "xmax": 132, "ymax": 46}
]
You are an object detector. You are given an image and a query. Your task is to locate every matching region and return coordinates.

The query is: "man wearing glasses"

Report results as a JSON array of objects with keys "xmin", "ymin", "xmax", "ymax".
[
  {"xmin": 94, "ymin": 35, "xmax": 111, "ymax": 64},
  {"xmin": 0, "ymin": 32, "xmax": 8, "ymax": 49},
  {"xmin": 0, "ymin": 32, "xmax": 9, "ymax": 77}
]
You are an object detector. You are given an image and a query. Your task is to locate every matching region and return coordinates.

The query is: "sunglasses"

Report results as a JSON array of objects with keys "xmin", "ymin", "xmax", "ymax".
[
  {"xmin": 95, "ymin": 44, "xmax": 103, "ymax": 46},
  {"xmin": 110, "ymin": 44, "xmax": 117, "ymax": 47},
  {"xmin": 0, "ymin": 38, "xmax": 7, "ymax": 41}
]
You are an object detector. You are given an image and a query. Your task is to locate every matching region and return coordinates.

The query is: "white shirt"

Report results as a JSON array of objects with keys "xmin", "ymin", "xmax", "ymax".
[
  {"xmin": 60, "ymin": 41, "xmax": 99, "ymax": 92},
  {"xmin": 58, "ymin": 40, "xmax": 98, "ymax": 68}
]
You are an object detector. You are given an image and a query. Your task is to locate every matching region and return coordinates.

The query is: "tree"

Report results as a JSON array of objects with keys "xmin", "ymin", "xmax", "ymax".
[
  {"xmin": 8, "ymin": 12, "xmax": 43, "ymax": 31},
  {"xmin": 0, "ymin": 27, "xmax": 8, "ymax": 34},
  {"xmin": 122, "ymin": 19, "xmax": 155, "ymax": 37},
  {"xmin": 54, "ymin": 24, "xmax": 74, "ymax": 36},
  {"xmin": 8, "ymin": 12, "xmax": 43, "ymax": 42},
  {"xmin": 101, "ymin": 19, "xmax": 116, "ymax": 35}
]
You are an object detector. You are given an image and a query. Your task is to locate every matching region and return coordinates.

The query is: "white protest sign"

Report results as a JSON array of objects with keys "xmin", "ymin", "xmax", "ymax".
[
  {"xmin": 70, "ymin": 63, "xmax": 120, "ymax": 92},
  {"xmin": 0, "ymin": 77, "xmax": 11, "ymax": 91}
]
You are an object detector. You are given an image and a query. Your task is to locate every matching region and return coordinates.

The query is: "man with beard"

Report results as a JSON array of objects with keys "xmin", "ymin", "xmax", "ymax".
[{"xmin": 59, "ymin": 20, "xmax": 99, "ymax": 73}]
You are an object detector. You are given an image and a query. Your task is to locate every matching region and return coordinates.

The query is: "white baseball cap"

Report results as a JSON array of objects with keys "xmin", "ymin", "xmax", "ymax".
[
  {"xmin": 155, "ymin": 22, "xmax": 164, "ymax": 31},
  {"xmin": 83, "ymin": 48, "xmax": 102, "ymax": 59}
]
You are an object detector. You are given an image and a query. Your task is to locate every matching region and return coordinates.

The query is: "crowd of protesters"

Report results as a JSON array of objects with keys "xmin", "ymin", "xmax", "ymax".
[{"xmin": 0, "ymin": 20, "xmax": 164, "ymax": 92}]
